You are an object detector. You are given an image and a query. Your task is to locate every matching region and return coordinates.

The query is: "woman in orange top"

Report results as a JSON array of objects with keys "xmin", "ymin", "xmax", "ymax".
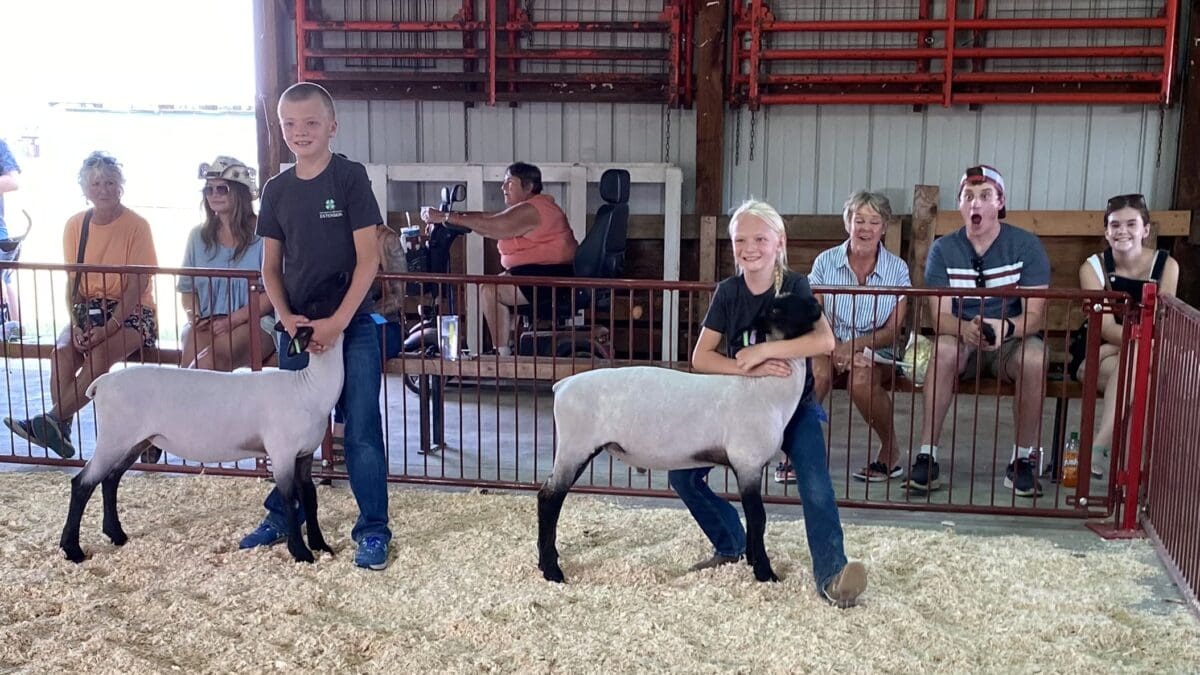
[
  {"xmin": 4, "ymin": 152, "xmax": 158, "ymax": 459},
  {"xmin": 421, "ymin": 162, "xmax": 577, "ymax": 354}
]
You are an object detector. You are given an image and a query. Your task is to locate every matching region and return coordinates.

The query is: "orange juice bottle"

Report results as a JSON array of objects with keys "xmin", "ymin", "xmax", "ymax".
[{"xmin": 1062, "ymin": 432, "xmax": 1080, "ymax": 488}]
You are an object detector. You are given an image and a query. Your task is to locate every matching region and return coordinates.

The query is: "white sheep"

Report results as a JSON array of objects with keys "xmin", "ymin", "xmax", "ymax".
[
  {"xmin": 537, "ymin": 293, "xmax": 824, "ymax": 584},
  {"xmin": 60, "ymin": 275, "xmax": 351, "ymax": 565},
  {"xmin": 59, "ymin": 335, "xmax": 343, "ymax": 564}
]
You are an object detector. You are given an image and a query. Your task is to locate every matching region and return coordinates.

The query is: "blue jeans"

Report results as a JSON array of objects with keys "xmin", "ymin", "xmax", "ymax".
[
  {"xmin": 262, "ymin": 314, "xmax": 392, "ymax": 544},
  {"xmin": 333, "ymin": 318, "xmax": 402, "ymax": 425},
  {"xmin": 668, "ymin": 401, "xmax": 847, "ymax": 589}
]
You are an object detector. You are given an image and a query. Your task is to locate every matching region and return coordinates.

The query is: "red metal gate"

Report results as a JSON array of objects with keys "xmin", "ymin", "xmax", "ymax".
[{"xmin": 1142, "ymin": 294, "xmax": 1200, "ymax": 618}]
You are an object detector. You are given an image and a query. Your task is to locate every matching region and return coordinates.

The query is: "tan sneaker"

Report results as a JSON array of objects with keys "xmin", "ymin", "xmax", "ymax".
[
  {"xmin": 823, "ymin": 560, "xmax": 867, "ymax": 608},
  {"xmin": 687, "ymin": 553, "xmax": 741, "ymax": 572}
]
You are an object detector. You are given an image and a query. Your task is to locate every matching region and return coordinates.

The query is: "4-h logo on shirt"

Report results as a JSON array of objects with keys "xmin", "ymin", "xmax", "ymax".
[{"xmin": 319, "ymin": 197, "xmax": 344, "ymax": 220}]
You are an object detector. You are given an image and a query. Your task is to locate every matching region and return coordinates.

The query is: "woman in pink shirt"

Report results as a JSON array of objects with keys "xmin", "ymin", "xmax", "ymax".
[{"xmin": 422, "ymin": 162, "xmax": 577, "ymax": 354}]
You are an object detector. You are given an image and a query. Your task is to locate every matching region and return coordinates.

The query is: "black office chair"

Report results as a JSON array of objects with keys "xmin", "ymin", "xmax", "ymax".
[{"xmin": 516, "ymin": 168, "xmax": 630, "ymax": 357}]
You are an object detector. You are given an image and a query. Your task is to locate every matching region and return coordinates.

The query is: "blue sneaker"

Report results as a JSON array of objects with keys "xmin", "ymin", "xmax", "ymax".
[
  {"xmin": 354, "ymin": 536, "xmax": 389, "ymax": 570},
  {"xmin": 6, "ymin": 414, "xmax": 76, "ymax": 459},
  {"xmin": 238, "ymin": 521, "xmax": 286, "ymax": 550}
]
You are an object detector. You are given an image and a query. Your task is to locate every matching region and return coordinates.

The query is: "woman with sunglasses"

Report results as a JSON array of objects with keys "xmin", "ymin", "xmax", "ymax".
[
  {"xmin": 1075, "ymin": 194, "xmax": 1178, "ymax": 478},
  {"xmin": 177, "ymin": 156, "xmax": 275, "ymax": 371},
  {"xmin": 3, "ymin": 151, "xmax": 158, "ymax": 459}
]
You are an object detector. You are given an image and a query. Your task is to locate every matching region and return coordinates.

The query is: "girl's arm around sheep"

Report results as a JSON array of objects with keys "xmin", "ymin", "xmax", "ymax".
[{"xmin": 691, "ymin": 315, "xmax": 836, "ymax": 377}]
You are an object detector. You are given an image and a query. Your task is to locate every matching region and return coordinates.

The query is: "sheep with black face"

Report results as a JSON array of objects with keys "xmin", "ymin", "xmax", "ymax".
[
  {"xmin": 537, "ymin": 292, "xmax": 825, "ymax": 584},
  {"xmin": 59, "ymin": 274, "xmax": 349, "ymax": 565}
]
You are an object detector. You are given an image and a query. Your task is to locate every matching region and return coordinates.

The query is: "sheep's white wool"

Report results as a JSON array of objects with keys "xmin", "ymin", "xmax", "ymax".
[
  {"xmin": 549, "ymin": 359, "xmax": 807, "ymax": 476},
  {"xmin": 82, "ymin": 336, "xmax": 343, "ymax": 477}
]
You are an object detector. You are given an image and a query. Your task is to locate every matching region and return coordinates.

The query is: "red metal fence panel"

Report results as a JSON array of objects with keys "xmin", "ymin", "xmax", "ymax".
[{"xmin": 1143, "ymin": 295, "xmax": 1200, "ymax": 619}]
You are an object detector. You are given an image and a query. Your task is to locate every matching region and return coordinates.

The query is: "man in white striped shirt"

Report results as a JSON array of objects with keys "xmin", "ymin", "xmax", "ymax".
[
  {"xmin": 906, "ymin": 165, "xmax": 1051, "ymax": 499},
  {"xmin": 798, "ymin": 191, "xmax": 910, "ymax": 484}
]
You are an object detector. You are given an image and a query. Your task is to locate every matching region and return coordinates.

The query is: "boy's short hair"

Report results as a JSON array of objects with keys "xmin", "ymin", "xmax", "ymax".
[
  {"xmin": 279, "ymin": 82, "xmax": 337, "ymax": 119},
  {"xmin": 506, "ymin": 162, "xmax": 543, "ymax": 194}
]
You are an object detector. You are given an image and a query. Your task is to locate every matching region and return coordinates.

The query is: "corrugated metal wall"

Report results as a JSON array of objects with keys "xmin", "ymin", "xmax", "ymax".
[
  {"xmin": 333, "ymin": 100, "xmax": 1178, "ymax": 216},
  {"xmin": 319, "ymin": 0, "xmax": 1181, "ymax": 215}
]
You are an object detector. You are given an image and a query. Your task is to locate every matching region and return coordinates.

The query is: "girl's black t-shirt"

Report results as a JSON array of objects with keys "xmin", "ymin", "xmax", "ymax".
[{"xmin": 702, "ymin": 270, "xmax": 816, "ymax": 403}]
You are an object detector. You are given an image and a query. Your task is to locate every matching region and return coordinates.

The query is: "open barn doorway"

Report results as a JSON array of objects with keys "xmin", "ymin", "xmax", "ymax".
[{"xmin": 1, "ymin": 0, "xmax": 257, "ymax": 345}]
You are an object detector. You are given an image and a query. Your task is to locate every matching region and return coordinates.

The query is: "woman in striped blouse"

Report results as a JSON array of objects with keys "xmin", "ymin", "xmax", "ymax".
[{"xmin": 777, "ymin": 191, "xmax": 911, "ymax": 484}]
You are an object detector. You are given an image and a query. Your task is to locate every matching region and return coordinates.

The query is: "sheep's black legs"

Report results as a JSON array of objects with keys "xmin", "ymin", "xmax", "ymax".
[
  {"xmin": 736, "ymin": 468, "xmax": 777, "ymax": 583},
  {"xmin": 99, "ymin": 452, "xmax": 140, "ymax": 547},
  {"xmin": 537, "ymin": 484, "xmax": 570, "ymax": 583},
  {"xmin": 61, "ymin": 473, "xmax": 100, "ymax": 563},
  {"xmin": 295, "ymin": 455, "xmax": 332, "ymax": 556},
  {"xmin": 538, "ymin": 450, "xmax": 601, "ymax": 583},
  {"xmin": 273, "ymin": 463, "xmax": 314, "ymax": 563}
]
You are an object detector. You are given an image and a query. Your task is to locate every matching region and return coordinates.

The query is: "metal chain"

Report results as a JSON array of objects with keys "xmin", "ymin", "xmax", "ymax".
[
  {"xmin": 749, "ymin": 109, "xmax": 758, "ymax": 162},
  {"xmin": 734, "ymin": 107, "xmax": 742, "ymax": 166},
  {"xmin": 663, "ymin": 104, "xmax": 671, "ymax": 163},
  {"xmin": 1155, "ymin": 104, "xmax": 1165, "ymax": 169}
]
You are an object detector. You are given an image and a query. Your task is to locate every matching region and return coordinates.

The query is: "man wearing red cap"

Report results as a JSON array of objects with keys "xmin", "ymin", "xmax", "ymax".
[{"xmin": 904, "ymin": 165, "xmax": 1052, "ymax": 498}]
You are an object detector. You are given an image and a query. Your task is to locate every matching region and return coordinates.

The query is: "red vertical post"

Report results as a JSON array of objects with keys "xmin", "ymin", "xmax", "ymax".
[
  {"xmin": 487, "ymin": 0, "xmax": 497, "ymax": 105},
  {"xmin": 1120, "ymin": 283, "xmax": 1158, "ymax": 532},
  {"xmin": 748, "ymin": 0, "xmax": 763, "ymax": 109},
  {"xmin": 942, "ymin": 0, "xmax": 957, "ymax": 106},
  {"xmin": 1162, "ymin": 0, "xmax": 1179, "ymax": 102}
]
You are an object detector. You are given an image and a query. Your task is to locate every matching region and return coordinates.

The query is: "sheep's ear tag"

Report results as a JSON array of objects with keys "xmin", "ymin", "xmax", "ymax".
[{"xmin": 288, "ymin": 327, "xmax": 314, "ymax": 357}]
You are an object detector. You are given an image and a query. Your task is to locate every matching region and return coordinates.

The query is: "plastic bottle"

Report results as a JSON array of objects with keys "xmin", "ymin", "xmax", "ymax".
[{"xmin": 1062, "ymin": 432, "xmax": 1080, "ymax": 488}]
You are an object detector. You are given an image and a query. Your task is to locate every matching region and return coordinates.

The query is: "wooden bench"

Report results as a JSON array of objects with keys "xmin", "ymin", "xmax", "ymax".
[{"xmin": 2, "ymin": 340, "xmax": 182, "ymax": 365}]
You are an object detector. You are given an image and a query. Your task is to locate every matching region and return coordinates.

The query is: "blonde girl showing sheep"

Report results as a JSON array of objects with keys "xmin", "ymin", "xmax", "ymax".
[{"xmin": 671, "ymin": 199, "xmax": 868, "ymax": 607}]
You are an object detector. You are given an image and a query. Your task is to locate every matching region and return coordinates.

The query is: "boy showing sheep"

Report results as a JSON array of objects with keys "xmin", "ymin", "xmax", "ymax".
[
  {"xmin": 540, "ymin": 200, "xmax": 868, "ymax": 608},
  {"xmin": 241, "ymin": 82, "xmax": 393, "ymax": 570}
]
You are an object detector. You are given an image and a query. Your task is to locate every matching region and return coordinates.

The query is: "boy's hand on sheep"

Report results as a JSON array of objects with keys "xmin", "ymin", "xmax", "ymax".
[{"xmin": 300, "ymin": 316, "xmax": 346, "ymax": 354}]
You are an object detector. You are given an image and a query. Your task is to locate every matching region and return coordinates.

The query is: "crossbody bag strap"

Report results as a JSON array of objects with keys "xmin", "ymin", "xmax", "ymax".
[{"xmin": 70, "ymin": 209, "xmax": 93, "ymax": 303}]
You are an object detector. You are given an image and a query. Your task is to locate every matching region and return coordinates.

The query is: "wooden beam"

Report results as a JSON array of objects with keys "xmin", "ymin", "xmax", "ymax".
[
  {"xmin": 934, "ymin": 210, "xmax": 1192, "ymax": 237},
  {"xmin": 252, "ymin": 0, "xmax": 289, "ymax": 180},
  {"xmin": 694, "ymin": 0, "xmax": 727, "ymax": 282},
  {"xmin": 699, "ymin": 216, "xmax": 718, "ymax": 282},
  {"xmin": 1172, "ymin": 0, "xmax": 1200, "ymax": 305},
  {"xmin": 910, "ymin": 185, "xmax": 939, "ymax": 289}
]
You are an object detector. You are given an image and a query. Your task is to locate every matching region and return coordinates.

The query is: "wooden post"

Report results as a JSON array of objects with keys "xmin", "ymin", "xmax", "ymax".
[
  {"xmin": 1171, "ymin": 0, "xmax": 1200, "ymax": 307},
  {"xmin": 694, "ymin": 0, "xmax": 728, "ymax": 283},
  {"xmin": 253, "ymin": 0, "xmax": 289, "ymax": 180},
  {"xmin": 910, "ymin": 185, "xmax": 940, "ymax": 289}
]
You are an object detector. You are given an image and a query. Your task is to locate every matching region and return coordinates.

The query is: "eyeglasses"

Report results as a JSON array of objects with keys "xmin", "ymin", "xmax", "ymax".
[
  {"xmin": 971, "ymin": 255, "xmax": 987, "ymax": 288},
  {"xmin": 1106, "ymin": 193, "xmax": 1146, "ymax": 211},
  {"xmin": 203, "ymin": 184, "xmax": 231, "ymax": 197}
]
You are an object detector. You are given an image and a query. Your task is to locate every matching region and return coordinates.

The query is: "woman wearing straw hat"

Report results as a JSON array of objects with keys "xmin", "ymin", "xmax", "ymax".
[{"xmin": 178, "ymin": 156, "xmax": 275, "ymax": 371}]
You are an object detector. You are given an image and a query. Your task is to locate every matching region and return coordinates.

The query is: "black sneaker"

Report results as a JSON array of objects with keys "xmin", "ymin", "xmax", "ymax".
[
  {"xmin": 852, "ymin": 461, "xmax": 904, "ymax": 483},
  {"xmin": 903, "ymin": 453, "xmax": 940, "ymax": 492},
  {"xmin": 1004, "ymin": 458, "xmax": 1042, "ymax": 497}
]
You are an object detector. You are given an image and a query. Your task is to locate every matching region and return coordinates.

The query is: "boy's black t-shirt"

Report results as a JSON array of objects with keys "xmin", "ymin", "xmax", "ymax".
[
  {"xmin": 702, "ymin": 270, "xmax": 816, "ymax": 404},
  {"xmin": 256, "ymin": 154, "xmax": 383, "ymax": 316}
]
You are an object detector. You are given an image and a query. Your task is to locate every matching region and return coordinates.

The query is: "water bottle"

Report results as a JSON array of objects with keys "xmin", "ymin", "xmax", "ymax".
[{"xmin": 1062, "ymin": 432, "xmax": 1080, "ymax": 488}]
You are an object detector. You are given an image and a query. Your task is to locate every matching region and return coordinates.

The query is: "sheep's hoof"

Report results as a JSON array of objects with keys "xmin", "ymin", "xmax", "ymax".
[
  {"xmin": 289, "ymin": 545, "xmax": 316, "ymax": 564},
  {"xmin": 104, "ymin": 528, "xmax": 128, "ymax": 547},
  {"xmin": 311, "ymin": 541, "xmax": 335, "ymax": 556},
  {"xmin": 61, "ymin": 545, "xmax": 87, "ymax": 564},
  {"xmin": 753, "ymin": 564, "xmax": 779, "ymax": 583},
  {"xmin": 539, "ymin": 563, "xmax": 565, "ymax": 583}
]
